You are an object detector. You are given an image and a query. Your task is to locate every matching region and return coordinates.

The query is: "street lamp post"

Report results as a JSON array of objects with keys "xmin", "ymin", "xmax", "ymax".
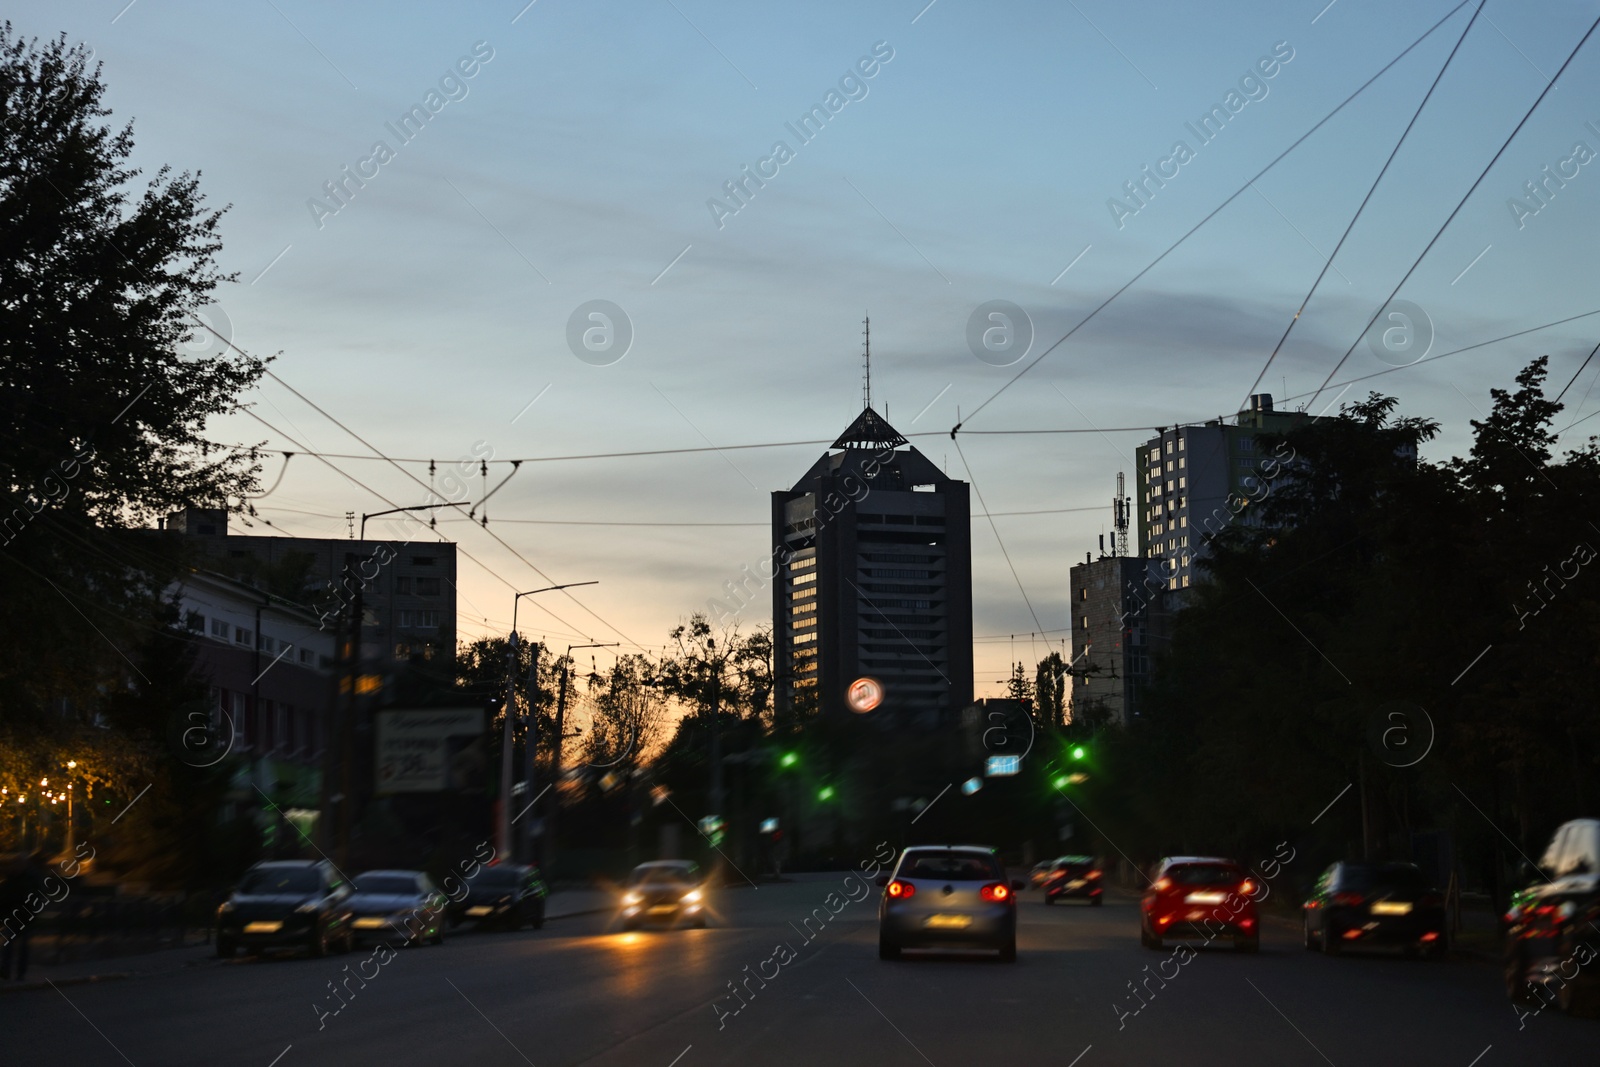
[
  {"xmin": 64, "ymin": 760, "xmax": 75, "ymax": 858},
  {"xmin": 500, "ymin": 582, "xmax": 598, "ymax": 861}
]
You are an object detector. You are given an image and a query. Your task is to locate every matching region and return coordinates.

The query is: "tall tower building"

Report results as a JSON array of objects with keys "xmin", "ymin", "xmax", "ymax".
[{"xmin": 771, "ymin": 406, "xmax": 973, "ymax": 725}]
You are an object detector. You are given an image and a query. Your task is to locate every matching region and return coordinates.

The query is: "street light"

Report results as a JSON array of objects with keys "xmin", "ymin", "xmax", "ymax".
[{"xmin": 498, "ymin": 581, "xmax": 599, "ymax": 860}]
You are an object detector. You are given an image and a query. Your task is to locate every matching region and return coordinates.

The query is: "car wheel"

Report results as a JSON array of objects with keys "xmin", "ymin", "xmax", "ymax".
[
  {"xmin": 1321, "ymin": 922, "xmax": 1340, "ymax": 956},
  {"xmin": 998, "ymin": 938, "xmax": 1017, "ymax": 963},
  {"xmin": 1235, "ymin": 935, "xmax": 1259, "ymax": 954},
  {"xmin": 1140, "ymin": 925, "xmax": 1160, "ymax": 950},
  {"xmin": 309, "ymin": 922, "xmax": 329, "ymax": 958},
  {"xmin": 216, "ymin": 937, "xmax": 236, "ymax": 959},
  {"xmin": 878, "ymin": 935, "xmax": 901, "ymax": 961}
]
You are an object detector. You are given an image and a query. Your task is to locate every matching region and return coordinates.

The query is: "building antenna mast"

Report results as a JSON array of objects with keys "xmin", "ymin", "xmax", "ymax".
[
  {"xmin": 1113, "ymin": 472, "xmax": 1130, "ymax": 557},
  {"xmin": 862, "ymin": 313, "xmax": 871, "ymax": 411}
]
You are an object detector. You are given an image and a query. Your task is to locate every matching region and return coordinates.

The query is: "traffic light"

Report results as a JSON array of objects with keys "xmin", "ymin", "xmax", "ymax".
[
  {"xmin": 1070, "ymin": 745, "xmax": 1087, "ymax": 761},
  {"xmin": 817, "ymin": 785, "xmax": 835, "ymax": 801},
  {"xmin": 779, "ymin": 751, "xmax": 799, "ymax": 768},
  {"xmin": 1052, "ymin": 774, "xmax": 1070, "ymax": 790}
]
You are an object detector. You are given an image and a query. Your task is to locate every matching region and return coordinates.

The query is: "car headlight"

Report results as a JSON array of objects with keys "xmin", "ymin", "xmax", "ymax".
[
  {"xmin": 622, "ymin": 891, "xmax": 642, "ymax": 906},
  {"xmin": 682, "ymin": 889, "xmax": 703, "ymax": 904}
]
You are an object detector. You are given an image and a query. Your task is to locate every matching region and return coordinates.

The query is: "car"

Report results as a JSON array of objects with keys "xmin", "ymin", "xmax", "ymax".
[
  {"xmin": 1505, "ymin": 819, "xmax": 1600, "ymax": 1016},
  {"xmin": 1139, "ymin": 856, "xmax": 1258, "ymax": 953},
  {"xmin": 1043, "ymin": 855, "xmax": 1103, "ymax": 906},
  {"xmin": 215, "ymin": 860, "xmax": 355, "ymax": 959},
  {"xmin": 1028, "ymin": 861, "xmax": 1054, "ymax": 888},
  {"xmin": 877, "ymin": 845, "xmax": 1023, "ymax": 962},
  {"xmin": 1302, "ymin": 861, "xmax": 1446, "ymax": 958},
  {"xmin": 619, "ymin": 860, "xmax": 708, "ymax": 930},
  {"xmin": 450, "ymin": 863, "xmax": 547, "ymax": 930},
  {"xmin": 346, "ymin": 870, "xmax": 446, "ymax": 947}
]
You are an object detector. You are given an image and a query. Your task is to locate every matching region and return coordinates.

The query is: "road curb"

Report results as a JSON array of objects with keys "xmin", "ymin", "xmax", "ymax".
[{"xmin": 0, "ymin": 971, "xmax": 131, "ymax": 995}]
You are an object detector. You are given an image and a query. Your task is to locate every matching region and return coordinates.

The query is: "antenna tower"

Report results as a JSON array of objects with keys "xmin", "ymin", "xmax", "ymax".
[
  {"xmin": 862, "ymin": 314, "xmax": 871, "ymax": 410},
  {"xmin": 1112, "ymin": 472, "xmax": 1130, "ymax": 557}
]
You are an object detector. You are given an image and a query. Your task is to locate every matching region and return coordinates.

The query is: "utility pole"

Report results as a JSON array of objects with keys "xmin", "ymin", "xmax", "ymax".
[
  {"xmin": 545, "ymin": 641, "xmax": 615, "ymax": 870},
  {"xmin": 340, "ymin": 550, "xmax": 360, "ymax": 869},
  {"xmin": 520, "ymin": 644, "xmax": 541, "ymax": 864},
  {"xmin": 498, "ymin": 631, "xmax": 518, "ymax": 861}
]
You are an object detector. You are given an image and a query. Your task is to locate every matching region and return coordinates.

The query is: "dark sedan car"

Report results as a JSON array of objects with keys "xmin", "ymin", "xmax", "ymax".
[
  {"xmin": 450, "ymin": 863, "xmax": 547, "ymax": 930},
  {"xmin": 1302, "ymin": 861, "xmax": 1446, "ymax": 957},
  {"xmin": 1043, "ymin": 855, "xmax": 1103, "ymax": 906},
  {"xmin": 216, "ymin": 860, "xmax": 354, "ymax": 958},
  {"xmin": 347, "ymin": 870, "xmax": 446, "ymax": 947},
  {"xmin": 619, "ymin": 860, "xmax": 707, "ymax": 930}
]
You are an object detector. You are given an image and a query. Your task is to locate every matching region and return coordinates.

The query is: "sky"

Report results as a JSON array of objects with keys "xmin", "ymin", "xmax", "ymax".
[{"xmin": 17, "ymin": 0, "xmax": 1600, "ymax": 695}]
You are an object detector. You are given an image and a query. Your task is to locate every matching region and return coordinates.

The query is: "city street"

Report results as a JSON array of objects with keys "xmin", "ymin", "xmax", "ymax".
[{"xmin": 3, "ymin": 877, "xmax": 1588, "ymax": 1067}]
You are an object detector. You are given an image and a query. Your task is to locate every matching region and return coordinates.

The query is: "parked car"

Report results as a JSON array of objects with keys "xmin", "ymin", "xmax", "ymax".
[
  {"xmin": 216, "ymin": 860, "xmax": 354, "ymax": 958},
  {"xmin": 1302, "ymin": 861, "xmax": 1446, "ymax": 957},
  {"xmin": 346, "ymin": 870, "xmax": 446, "ymax": 947},
  {"xmin": 450, "ymin": 863, "xmax": 547, "ymax": 930},
  {"xmin": 1140, "ymin": 856, "xmax": 1258, "ymax": 953},
  {"xmin": 1043, "ymin": 855, "xmax": 1103, "ymax": 906},
  {"xmin": 619, "ymin": 860, "xmax": 708, "ymax": 930},
  {"xmin": 878, "ymin": 845, "xmax": 1022, "ymax": 962},
  {"xmin": 1505, "ymin": 819, "xmax": 1600, "ymax": 1016}
]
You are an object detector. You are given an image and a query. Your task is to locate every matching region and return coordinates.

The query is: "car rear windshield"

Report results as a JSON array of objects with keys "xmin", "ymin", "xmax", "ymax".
[
  {"xmin": 239, "ymin": 868, "xmax": 321, "ymax": 895},
  {"xmin": 901, "ymin": 853, "xmax": 1003, "ymax": 881},
  {"xmin": 1340, "ymin": 866, "xmax": 1430, "ymax": 893},
  {"xmin": 1165, "ymin": 864, "xmax": 1243, "ymax": 886},
  {"xmin": 353, "ymin": 874, "xmax": 418, "ymax": 895},
  {"xmin": 630, "ymin": 866, "xmax": 696, "ymax": 886},
  {"xmin": 468, "ymin": 867, "xmax": 522, "ymax": 888}
]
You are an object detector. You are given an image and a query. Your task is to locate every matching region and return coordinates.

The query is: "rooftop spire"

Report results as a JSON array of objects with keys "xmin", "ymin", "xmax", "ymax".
[{"xmin": 862, "ymin": 313, "xmax": 871, "ymax": 411}]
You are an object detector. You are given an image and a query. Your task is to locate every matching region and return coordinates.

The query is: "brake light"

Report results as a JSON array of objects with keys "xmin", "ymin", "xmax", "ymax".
[
  {"xmin": 1153, "ymin": 878, "xmax": 1172, "ymax": 892},
  {"xmin": 980, "ymin": 883, "xmax": 1012, "ymax": 902},
  {"xmin": 1087, "ymin": 869, "xmax": 1102, "ymax": 880},
  {"xmin": 1421, "ymin": 932, "xmax": 1439, "ymax": 942},
  {"xmin": 1239, "ymin": 879, "xmax": 1256, "ymax": 896},
  {"xmin": 886, "ymin": 880, "xmax": 915, "ymax": 899},
  {"xmin": 1332, "ymin": 892, "xmax": 1364, "ymax": 906}
]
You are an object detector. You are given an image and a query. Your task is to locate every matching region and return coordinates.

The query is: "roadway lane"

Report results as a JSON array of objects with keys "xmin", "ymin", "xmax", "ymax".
[{"xmin": 2, "ymin": 878, "xmax": 1592, "ymax": 1067}]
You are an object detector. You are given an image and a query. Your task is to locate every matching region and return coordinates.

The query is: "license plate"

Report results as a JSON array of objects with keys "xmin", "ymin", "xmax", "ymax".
[
  {"xmin": 243, "ymin": 921, "xmax": 282, "ymax": 934},
  {"xmin": 1371, "ymin": 901, "xmax": 1412, "ymax": 916},
  {"xmin": 1067, "ymin": 879, "xmax": 1087, "ymax": 889},
  {"xmin": 648, "ymin": 905, "xmax": 677, "ymax": 915},
  {"xmin": 465, "ymin": 906, "xmax": 492, "ymax": 917},
  {"xmin": 354, "ymin": 917, "xmax": 388, "ymax": 929},
  {"xmin": 1185, "ymin": 892, "xmax": 1226, "ymax": 905},
  {"xmin": 924, "ymin": 914, "xmax": 972, "ymax": 929}
]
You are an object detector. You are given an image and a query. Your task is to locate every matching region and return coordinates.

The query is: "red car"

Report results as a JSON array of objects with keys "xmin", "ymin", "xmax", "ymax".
[{"xmin": 1140, "ymin": 856, "xmax": 1259, "ymax": 953}]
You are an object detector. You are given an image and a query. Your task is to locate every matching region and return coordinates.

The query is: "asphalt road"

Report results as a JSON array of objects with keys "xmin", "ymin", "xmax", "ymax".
[{"xmin": 2, "ymin": 877, "xmax": 1591, "ymax": 1067}]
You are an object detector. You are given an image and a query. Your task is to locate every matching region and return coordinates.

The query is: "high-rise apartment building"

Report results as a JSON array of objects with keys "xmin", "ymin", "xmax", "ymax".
[
  {"xmin": 771, "ymin": 407, "xmax": 973, "ymax": 725},
  {"xmin": 1136, "ymin": 393, "xmax": 1308, "ymax": 591}
]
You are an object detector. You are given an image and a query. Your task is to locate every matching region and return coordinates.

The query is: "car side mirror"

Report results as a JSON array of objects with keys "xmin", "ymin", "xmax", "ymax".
[
  {"xmin": 876, "ymin": 875, "xmax": 889, "ymax": 888},
  {"xmin": 1011, "ymin": 879, "xmax": 1026, "ymax": 891}
]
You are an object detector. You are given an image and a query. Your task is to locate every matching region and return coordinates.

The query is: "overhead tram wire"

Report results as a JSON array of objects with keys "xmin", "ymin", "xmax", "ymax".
[
  {"xmin": 949, "ymin": 0, "xmax": 1475, "ymax": 436},
  {"xmin": 1240, "ymin": 0, "xmax": 1488, "ymax": 409},
  {"xmin": 220, "ymin": 343, "xmax": 642, "ymax": 650},
  {"xmin": 952, "ymin": 437, "xmax": 1048, "ymax": 639},
  {"xmin": 1554, "ymin": 338, "xmax": 1600, "ymax": 404},
  {"xmin": 241, "ymin": 407, "xmax": 615, "ymax": 649},
  {"xmin": 1308, "ymin": 10, "xmax": 1600, "ymax": 407}
]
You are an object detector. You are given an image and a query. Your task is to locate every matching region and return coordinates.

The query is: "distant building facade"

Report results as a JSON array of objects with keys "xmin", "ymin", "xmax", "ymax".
[
  {"xmin": 1068, "ymin": 554, "xmax": 1167, "ymax": 727},
  {"xmin": 1136, "ymin": 393, "xmax": 1309, "ymax": 592},
  {"xmin": 771, "ymin": 408, "xmax": 974, "ymax": 725}
]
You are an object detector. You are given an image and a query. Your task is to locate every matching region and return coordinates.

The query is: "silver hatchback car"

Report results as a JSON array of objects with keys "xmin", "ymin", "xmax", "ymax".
[{"xmin": 878, "ymin": 846, "xmax": 1022, "ymax": 961}]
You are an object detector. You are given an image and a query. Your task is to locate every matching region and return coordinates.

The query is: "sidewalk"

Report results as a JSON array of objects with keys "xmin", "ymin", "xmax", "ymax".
[{"xmin": 1, "ymin": 886, "xmax": 618, "ymax": 995}]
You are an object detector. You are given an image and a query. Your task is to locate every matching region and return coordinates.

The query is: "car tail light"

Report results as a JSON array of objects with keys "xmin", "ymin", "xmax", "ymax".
[
  {"xmin": 886, "ymin": 880, "xmax": 915, "ymax": 899},
  {"xmin": 1240, "ymin": 916, "xmax": 1256, "ymax": 928},
  {"xmin": 1342, "ymin": 929, "xmax": 1363, "ymax": 940},
  {"xmin": 980, "ymin": 883, "xmax": 1012, "ymax": 902},
  {"xmin": 1087, "ymin": 870, "xmax": 1102, "ymax": 880},
  {"xmin": 1421, "ymin": 932, "xmax": 1440, "ymax": 942},
  {"xmin": 1332, "ymin": 892, "xmax": 1364, "ymax": 906},
  {"xmin": 1153, "ymin": 877, "xmax": 1172, "ymax": 892},
  {"xmin": 1239, "ymin": 879, "xmax": 1256, "ymax": 896}
]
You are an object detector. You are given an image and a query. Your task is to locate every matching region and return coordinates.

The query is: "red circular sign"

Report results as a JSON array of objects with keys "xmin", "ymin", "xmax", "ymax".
[{"xmin": 848, "ymin": 677, "xmax": 884, "ymax": 713}]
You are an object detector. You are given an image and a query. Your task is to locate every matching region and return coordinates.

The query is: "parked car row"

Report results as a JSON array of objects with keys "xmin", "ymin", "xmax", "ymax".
[{"xmin": 215, "ymin": 859, "xmax": 548, "ymax": 959}]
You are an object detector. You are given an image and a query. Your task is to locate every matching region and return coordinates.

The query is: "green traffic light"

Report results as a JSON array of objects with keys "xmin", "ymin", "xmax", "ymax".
[
  {"xmin": 1052, "ymin": 774, "xmax": 1069, "ymax": 789},
  {"xmin": 780, "ymin": 752, "xmax": 798, "ymax": 768},
  {"xmin": 818, "ymin": 785, "xmax": 835, "ymax": 801},
  {"xmin": 1071, "ymin": 746, "xmax": 1086, "ymax": 760}
]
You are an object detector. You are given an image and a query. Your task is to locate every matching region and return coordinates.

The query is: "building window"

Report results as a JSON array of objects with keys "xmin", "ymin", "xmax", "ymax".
[
  {"xmin": 395, "ymin": 643, "xmax": 411, "ymax": 661},
  {"xmin": 185, "ymin": 611, "xmax": 205, "ymax": 632},
  {"xmin": 415, "ymin": 577, "xmax": 441, "ymax": 596},
  {"xmin": 1240, "ymin": 437, "xmax": 1256, "ymax": 452},
  {"xmin": 792, "ymin": 572, "xmax": 816, "ymax": 586},
  {"xmin": 1079, "ymin": 616, "xmax": 1089, "ymax": 629},
  {"xmin": 211, "ymin": 618, "xmax": 229, "ymax": 639},
  {"xmin": 234, "ymin": 626, "xmax": 253, "ymax": 647},
  {"xmin": 1178, "ymin": 457, "xmax": 1185, "ymax": 469},
  {"xmin": 1178, "ymin": 438, "xmax": 1185, "ymax": 451},
  {"xmin": 1178, "ymin": 476, "xmax": 1186, "ymax": 489},
  {"xmin": 394, "ymin": 576, "xmax": 412, "ymax": 594},
  {"xmin": 1179, "ymin": 516, "xmax": 1187, "ymax": 528},
  {"xmin": 1079, "ymin": 588, "xmax": 1087, "ymax": 600},
  {"xmin": 299, "ymin": 648, "xmax": 315, "ymax": 665},
  {"xmin": 1165, "ymin": 442, "xmax": 1174, "ymax": 454},
  {"xmin": 411, "ymin": 556, "xmax": 436, "ymax": 566},
  {"xmin": 418, "ymin": 610, "xmax": 440, "ymax": 629}
]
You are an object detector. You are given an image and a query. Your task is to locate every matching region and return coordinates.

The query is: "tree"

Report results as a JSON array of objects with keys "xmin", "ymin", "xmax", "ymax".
[
  {"xmin": 582, "ymin": 653, "xmax": 665, "ymax": 773},
  {"xmin": 1035, "ymin": 652, "xmax": 1067, "ymax": 728},
  {"xmin": 0, "ymin": 26, "xmax": 266, "ymax": 732}
]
